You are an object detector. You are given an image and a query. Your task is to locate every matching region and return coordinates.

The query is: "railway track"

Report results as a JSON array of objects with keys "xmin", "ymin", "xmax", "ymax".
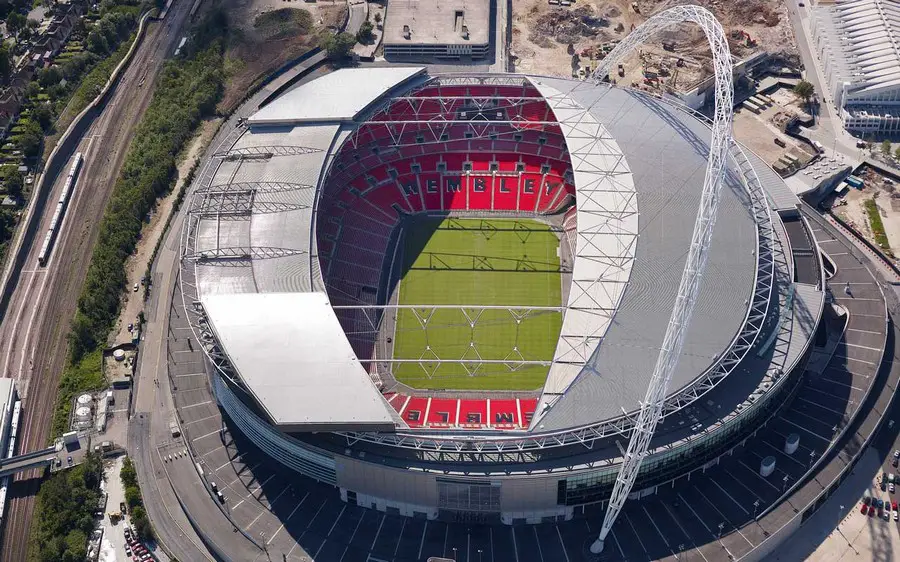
[{"xmin": 0, "ymin": 1, "xmax": 195, "ymax": 558}]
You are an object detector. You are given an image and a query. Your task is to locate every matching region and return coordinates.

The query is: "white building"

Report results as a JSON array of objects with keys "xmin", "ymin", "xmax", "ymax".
[{"xmin": 810, "ymin": 0, "xmax": 900, "ymax": 134}]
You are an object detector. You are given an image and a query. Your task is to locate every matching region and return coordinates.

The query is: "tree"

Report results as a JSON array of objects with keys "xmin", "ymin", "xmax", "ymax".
[
  {"xmin": 322, "ymin": 32, "xmax": 356, "ymax": 61},
  {"xmin": 2, "ymin": 166, "xmax": 24, "ymax": 201},
  {"xmin": 5, "ymin": 12, "xmax": 25, "ymax": 37},
  {"xmin": 15, "ymin": 119, "xmax": 43, "ymax": 159},
  {"xmin": 882, "ymin": 139, "xmax": 893, "ymax": 157},
  {"xmin": 793, "ymin": 80, "xmax": 815, "ymax": 105},
  {"xmin": 374, "ymin": 12, "xmax": 382, "ymax": 25},
  {"xmin": 0, "ymin": 44, "xmax": 11, "ymax": 83},
  {"xmin": 894, "ymin": 146, "xmax": 900, "ymax": 161},
  {"xmin": 356, "ymin": 20, "xmax": 374, "ymax": 44}
]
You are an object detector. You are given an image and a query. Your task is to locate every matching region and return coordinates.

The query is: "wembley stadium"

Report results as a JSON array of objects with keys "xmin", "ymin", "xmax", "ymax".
[{"xmin": 179, "ymin": 55, "xmax": 826, "ymax": 529}]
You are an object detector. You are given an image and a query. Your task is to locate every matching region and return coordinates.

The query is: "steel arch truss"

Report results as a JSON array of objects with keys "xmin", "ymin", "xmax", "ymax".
[{"xmin": 585, "ymin": 5, "xmax": 735, "ymax": 551}]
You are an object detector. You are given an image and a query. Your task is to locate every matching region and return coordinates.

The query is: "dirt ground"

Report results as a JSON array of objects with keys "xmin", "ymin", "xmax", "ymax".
[
  {"xmin": 732, "ymin": 85, "xmax": 814, "ymax": 168},
  {"xmin": 832, "ymin": 165, "xmax": 900, "ymax": 255},
  {"xmin": 512, "ymin": 0, "xmax": 796, "ymax": 84},
  {"xmin": 109, "ymin": 118, "xmax": 221, "ymax": 347},
  {"xmin": 214, "ymin": 0, "xmax": 347, "ymax": 112}
]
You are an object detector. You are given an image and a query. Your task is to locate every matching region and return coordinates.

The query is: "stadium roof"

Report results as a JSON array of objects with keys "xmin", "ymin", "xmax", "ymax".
[
  {"xmin": 187, "ymin": 71, "xmax": 763, "ymax": 433},
  {"xmin": 248, "ymin": 67, "xmax": 427, "ymax": 125},
  {"xmin": 202, "ymin": 293, "xmax": 397, "ymax": 432}
]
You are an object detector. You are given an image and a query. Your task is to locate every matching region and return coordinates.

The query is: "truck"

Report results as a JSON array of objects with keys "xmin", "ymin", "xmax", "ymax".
[
  {"xmin": 845, "ymin": 175, "xmax": 864, "ymax": 189},
  {"xmin": 170, "ymin": 420, "xmax": 181, "ymax": 438},
  {"xmin": 812, "ymin": 140, "xmax": 824, "ymax": 152},
  {"xmin": 774, "ymin": 137, "xmax": 787, "ymax": 148}
]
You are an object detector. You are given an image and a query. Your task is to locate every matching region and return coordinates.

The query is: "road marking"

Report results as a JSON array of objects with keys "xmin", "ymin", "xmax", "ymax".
[
  {"xmin": 418, "ymin": 521, "xmax": 428, "ymax": 560},
  {"xmin": 660, "ymin": 501, "xmax": 709, "ymax": 562},
  {"xmin": 780, "ymin": 417, "xmax": 832, "ymax": 443},
  {"xmin": 737, "ymin": 459, "xmax": 781, "ymax": 492},
  {"xmin": 348, "ymin": 509, "xmax": 369, "ymax": 544},
  {"xmin": 532, "ymin": 526, "xmax": 544, "ymax": 562},
  {"xmin": 248, "ymin": 474, "xmax": 276, "ymax": 497},
  {"xmin": 708, "ymin": 477, "xmax": 749, "ymax": 515},
  {"xmin": 181, "ymin": 399, "xmax": 213, "ymax": 409},
  {"xmin": 185, "ymin": 413, "xmax": 219, "ymax": 426},
  {"xmin": 264, "ymin": 483, "xmax": 291, "ymax": 510},
  {"xmin": 623, "ymin": 511, "xmax": 648, "ymax": 555},
  {"xmin": 191, "ymin": 429, "xmax": 221, "ymax": 443},
  {"xmin": 328, "ymin": 505, "xmax": 347, "ymax": 537},
  {"xmin": 511, "ymin": 526, "xmax": 519, "ymax": 562},
  {"xmin": 847, "ymin": 328, "xmax": 884, "ymax": 336},
  {"xmin": 268, "ymin": 491, "xmax": 308, "ymax": 545},
  {"xmin": 833, "ymin": 354, "xmax": 877, "ymax": 366},
  {"xmin": 175, "ymin": 372, "xmax": 207, "ymax": 378},
  {"xmin": 555, "ymin": 526, "xmax": 571, "ymax": 562},
  {"xmin": 198, "ymin": 444, "xmax": 225, "ymax": 458},
  {"xmin": 393, "ymin": 517, "xmax": 406, "ymax": 558},
  {"xmin": 796, "ymin": 395, "xmax": 848, "ymax": 417},
  {"xmin": 371, "ymin": 512, "xmax": 386, "ymax": 550},
  {"xmin": 818, "ymin": 377, "xmax": 866, "ymax": 392},
  {"xmin": 641, "ymin": 503, "xmax": 671, "ymax": 550},
  {"xmin": 694, "ymin": 486, "xmax": 752, "ymax": 547}
]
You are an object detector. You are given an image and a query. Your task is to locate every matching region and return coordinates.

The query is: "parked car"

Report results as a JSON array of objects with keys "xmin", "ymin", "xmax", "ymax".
[
  {"xmin": 895, "ymin": 511, "xmax": 899, "ymax": 522},
  {"xmin": 894, "ymin": 450, "xmax": 899, "ymax": 459},
  {"xmin": 133, "ymin": 283, "xmax": 139, "ymax": 292},
  {"xmin": 893, "ymin": 501, "xmax": 898, "ymax": 511},
  {"xmin": 210, "ymin": 482, "xmax": 218, "ymax": 492},
  {"xmin": 894, "ymin": 458, "xmax": 899, "ymax": 468},
  {"xmin": 890, "ymin": 483, "xmax": 895, "ymax": 494},
  {"xmin": 864, "ymin": 495, "xmax": 872, "ymax": 505},
  {"xmin": 877, "ymin": 498, "xmax": 885, "ymax": 508},
  {"xmin": 869, "ymin": 505, "xmax": 876, "ymax": 516},
  {"xmin": 861, "ymin": 504, "xmax": 868, "ymax": 514}
]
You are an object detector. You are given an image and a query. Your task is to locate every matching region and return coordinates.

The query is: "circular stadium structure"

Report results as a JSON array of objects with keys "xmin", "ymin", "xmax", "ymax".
[{"xmin": 180, "ymin": 60, "xmax": 825, "ymax": 525}]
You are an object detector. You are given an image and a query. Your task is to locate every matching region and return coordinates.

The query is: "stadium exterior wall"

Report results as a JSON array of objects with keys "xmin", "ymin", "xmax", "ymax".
[{"xmin": 212, "ymin": 338, "xmax": 813, "ymax": 524}]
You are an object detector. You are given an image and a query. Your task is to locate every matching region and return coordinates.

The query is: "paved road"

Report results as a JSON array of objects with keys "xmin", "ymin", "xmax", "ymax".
[{"xmin": 0, "ymin": 2, "xmax": 196, "ymax": 559}]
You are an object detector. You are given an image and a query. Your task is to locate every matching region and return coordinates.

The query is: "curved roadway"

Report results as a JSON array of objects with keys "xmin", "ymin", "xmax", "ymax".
[{"xmin": 0, "ymin": 1, "xmax": 196, "ymax": 558}]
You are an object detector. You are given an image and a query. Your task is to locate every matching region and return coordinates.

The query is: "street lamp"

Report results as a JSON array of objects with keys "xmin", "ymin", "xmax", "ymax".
[
  {"xmin": 477, "ymin": 548, "xmax": 483, "ymax": 562},
  {"xmin": 717, "ymin": 522, "xmax": 725, "ymax": 539},
  {"xmin": 452, "ymin": 547, "xmax": 458, "ymax": 561},
  {"xmin": 753, "ymin": 499, "xmax": 760, "ymax": 517},
  {"xmin": 783, "ymin": 475, "xmax": 790, "ymax": 492}
]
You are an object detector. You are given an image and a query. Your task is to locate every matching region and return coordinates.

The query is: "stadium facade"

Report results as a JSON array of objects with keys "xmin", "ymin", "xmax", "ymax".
[
  {"xmin": 810, "ymin": 0, "xmax": 900, "ymax": 134},
  {"xmin": 181, "ymin": 66, "xmax": 825, "ymax": 524}
]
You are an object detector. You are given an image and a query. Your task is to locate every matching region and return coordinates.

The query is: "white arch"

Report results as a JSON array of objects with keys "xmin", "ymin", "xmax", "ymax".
[{"xmin": 587, "ymin": 5, "xmax": 734, "ymax": 554}]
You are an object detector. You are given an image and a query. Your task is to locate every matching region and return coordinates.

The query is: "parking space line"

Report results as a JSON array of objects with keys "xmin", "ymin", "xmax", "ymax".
[
  {"xmin": 248, "ymin": 474, "xmax": 276, "ymax": 497},
  {"xmin": 852, "ymin": 313, "xmax": 884, "ymax": 319},
  {"xmin": 780, "ymin": 417, "xmax": 836, "ymax": 443},
  {"xmin": 843, "ymin": 341, "xmax": 884, "ymax": 352},
  {"xmin": 216, "ymin": 454, "xmax": 242, "ymax": 471},
  {"xmin": 661, "ymin": 502, "xmax": 709, "ymax": 562},
  {"xmin": 761, "ymin": 440, "xmax": 806, "ymax": 469},
  {"xmin": 349, "ymin": 508, "xmax": 369, "ymax": 544},
  {"xmin": 678, "ymin": 492, "xmax": 712, "ymax": 533},
  {"xmin": 693, "ymin": 488, "xmax": 753, "ymax": 547},
  {"xmin": 393, "ymin": 518, "xmax": 406, "ymax": 558},
  {"xmin": 443, "ymin": 525, "xmax": 449, "ymax": 559},
  {"xmin": 622, "ymin": 510, "xmax": 649, "ymax": 557},
  {"xmin": 708, "ymin": 478, "xmax": 749, "ymax": 515},
  {"xmin": 185, "ymin": 414, "xmax": 219, "ymax": 427},
  {"xmin": 245, "ymin": 506, "xmax": 267, "ymax": 531},
  {"xmin": 337, "ymin": 545, "xmax": 349, "ymax": 562},
  {"xmin": 191, "ymin": 428, "xmax": 220, "ymax": 443},
  {"xmin": 737, "ymin": 460, "xmax": 780, "ymax": 492},
  {"xmin": 833, "ymin": 354, "xmax": 877, "ymax": 366},
  {"xmin": 174, "ymin": 372, "xmax": 206, "ymax": 378},
  {"xmin": 328, "ymin": 505, "xmax": 347, "ymax": 537},
  {"xmin": 199, "ymin": 445, "xmax": 225, "ymax": 458},
  {"xmin": 804, "ymin": 385, "xmax": 855, "ymax": 403},
  {"xmin": 371, "ymin": 512, "xmax": 387, "ymax": 550},
  {"xmin": 267, "ymin": 491, "xmax": 308, "ymax": 545},
  {"xmin": 511, "ymin": 526, "xmax": 519, "ymax": 562},
  {"xmin": 418, "ymin": 521, "xmax": 427, "ymax": 560},
  {"xmin": 796, "ymin": 395, "xmax": 848, "ymax": 417},
  {"xmin": 847, "ymin": 328, "xmax": 883, "ymax": 336},
  {"xmin": 609, "ymin": 529, "xmax": 625, "ymax": 560},
  {"xmin": 641, "ymin": 504, "xmax": 671, "ymax": 549},
  {"xmin": 555, "ymin": 526, "xmax": 571, "ymax": 562},
  {"xmin": 181, "ymin": 399, "xmax": 213, "ymax": 409},
  {"xmin": 790, "ymin": 407, "xmax": 838, "ymax": 429},
  {"xmin": 263, "ymin": 483, "xmax": 291, "ymax": 509},
  {"xmin": 490, "ymin": 527, "xmax": 495, "ymax": 562},
  {"xmin": 532, "ymin": 526, "xmax": 545, "ymax": 562}
]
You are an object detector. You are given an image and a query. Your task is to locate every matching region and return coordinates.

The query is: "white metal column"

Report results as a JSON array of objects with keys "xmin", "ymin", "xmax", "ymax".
[{"xmin": 586, "ymin": 5, "xmax": 735, "ymax": 554}]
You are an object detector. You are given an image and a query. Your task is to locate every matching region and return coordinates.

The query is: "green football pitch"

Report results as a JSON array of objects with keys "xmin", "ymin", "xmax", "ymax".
[{"xmin": 392, "ymin": 217, "xmax": 563, "ymax": 391}]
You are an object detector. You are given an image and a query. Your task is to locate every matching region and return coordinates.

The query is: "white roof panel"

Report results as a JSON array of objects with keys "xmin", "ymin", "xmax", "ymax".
[
  {"xmin": 203, "ymin": 292, "xmax": 397, "ymax": 431},
  {"xmin": 248, "ymin": 67, "xmax": 427, "ymax": 124}
]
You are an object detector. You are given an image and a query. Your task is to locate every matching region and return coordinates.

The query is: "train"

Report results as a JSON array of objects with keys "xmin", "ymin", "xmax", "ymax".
[
  {"xmin": 37, "ymin": 152, "xmax": 83, "ymax": 267},
  {"xmin": 0, "ymin": 400, "xmax": 22, "ymax": 522}
]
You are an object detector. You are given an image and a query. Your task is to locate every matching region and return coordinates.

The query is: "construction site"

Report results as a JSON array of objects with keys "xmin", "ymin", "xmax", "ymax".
[{"xmin": 512, "ymin": 0, "xmax": 797, "ymax": 98}]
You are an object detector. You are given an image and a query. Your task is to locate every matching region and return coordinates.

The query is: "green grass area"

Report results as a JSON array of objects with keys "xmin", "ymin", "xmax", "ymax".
[
  {"xmin": 51, "ymin": 349, "xmax": 106, "ymax": 437},
  {"xmin": 864, "ymin": 198, "xmax": 891, "ymax": 250},
  {"xmin": 393, "ymin": 218, "xmax": 562, "ymax": 391}
]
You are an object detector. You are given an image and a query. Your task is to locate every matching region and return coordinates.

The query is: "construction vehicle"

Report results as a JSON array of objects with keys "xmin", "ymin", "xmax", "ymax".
[
  {"xmin": 662, "ymin": 41, "xmax": 676, "ymax": 52},
  {"xmin": 618, "ymin": 63, "xmax": 625, "ymax": 77},
  {"xmin": 631, "ymin": 2, "xmax": 640, "ymax": 13}
]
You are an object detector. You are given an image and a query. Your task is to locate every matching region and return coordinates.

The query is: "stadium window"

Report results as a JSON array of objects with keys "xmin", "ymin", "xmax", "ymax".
[
  {"xmin": 371, "ymin": 145, "xmax": 380, "ymax": 155},
  {"xmin": 489, "ymin": 132, "xmax": 498, "ymax": 140},
  {"xmin": 464, "ymin": 130, "xmax": 475, "ymax": 139},
  {"xmin": 388, "ymin": 168, "xmax": 398, "ymax": 179},
  {"xmin": 489, "ymin": 162, "xmax": 499, "ymax": 172},
  {"xmin": 541, "ymin": 164, "xmax": 551, "ymax": 175},
  {"xmin": 463, "ymin": 161, "xmax": 473, "ymax": 172},
  {"xmin": 416, "ymin": 135, "xmax": 425, "ymax": 144},
  {"xmin": 366, "ymin": 176, "xmax": 377, "ymax": 187},
  {"xmin": 437, "ymin": 162, "xmax": 447, "ymax": 173},
  {"xmin": 516, "ymin": 162, "xmax": 525, "ymax": 173},
  {"xmin": 538, "ymin": 136, "xmax": 547, "ymax": 145},
  {"xmin": 440, "ymin": 133, "xmax": 450, "ymax": 141},
  {"xmin": 513, "ymin": 133, "xmax": 523, "ymax": 142},
  {"xmin": 411, "ymin": 163, "xmax": 422, "ymax": 173}
]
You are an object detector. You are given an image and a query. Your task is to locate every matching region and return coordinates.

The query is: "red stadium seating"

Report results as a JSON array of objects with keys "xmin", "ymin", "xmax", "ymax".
[{"xmin": 426, "ymin": 398, "xmax": 459, "ymax": 427}]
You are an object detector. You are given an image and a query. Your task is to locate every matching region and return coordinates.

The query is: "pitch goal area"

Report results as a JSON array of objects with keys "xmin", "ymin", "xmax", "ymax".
[{"xmin": 391, "ymin": 217, "xmax": 563, "ymax": 391}]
